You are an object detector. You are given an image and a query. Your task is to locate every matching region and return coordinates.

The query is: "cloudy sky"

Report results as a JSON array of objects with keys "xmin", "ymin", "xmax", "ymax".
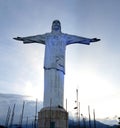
[
  {"xmin": 0, "ymin": 93, "xmax": 43, "ymax": 126},
  {"xmin": 0, "ymin": 0, "xmax": 120, "ymax": 123}
]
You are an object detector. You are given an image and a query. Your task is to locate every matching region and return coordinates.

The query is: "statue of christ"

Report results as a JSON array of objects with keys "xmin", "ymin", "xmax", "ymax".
[{"xmin": 14, "ymin": 20, "xmax": 100, "ymax": 107}]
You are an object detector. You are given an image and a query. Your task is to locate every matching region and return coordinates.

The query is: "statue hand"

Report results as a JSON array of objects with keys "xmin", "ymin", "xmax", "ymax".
[
  {"xmin": 91, "ymin": 38, "xmax": 100, "ymax": 42},
  {"xmin": 13, "ymin": 37, "xmax": 23, "ymax": 41}
]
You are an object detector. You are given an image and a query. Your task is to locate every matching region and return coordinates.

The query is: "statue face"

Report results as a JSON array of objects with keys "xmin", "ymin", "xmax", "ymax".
[{"xmin": 52, "ymin": 20, "xmax": 61, "ymax": 31}]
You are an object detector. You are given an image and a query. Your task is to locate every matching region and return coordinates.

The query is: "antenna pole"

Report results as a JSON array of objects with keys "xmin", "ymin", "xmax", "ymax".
[
  {"xmin": 88, "ymin": 105, "xmax": 91, "ymax": 128},
  {"xmin": 5, "ymin": 106, "xmax": 11, "ymax": 127},
  {"xmin": 26, "ymin": 116, "xmax": 28, "ymax": 128},
  {"xmin": 66, "ymin": 99, "xmax": 67, "ymax": 111},
  {"xmin": 76, "ymin": 89, "xmax": 79, "ymax": 128},
  {"xmin": 19, "ymin": 101, "xmax": 25, "ymax": 127},
  {"xmin": 34, "ymin": 99, "xmax": 37, "ymax": 128},
  {"xmin": 9, "ymin": 104, "xmax": 15, "ymax": 128},
  {"xmin": 93, "ymin": 109, "xmax": 96, "ymax": 128},
  {"xmin": 79, "ymin": 102, "xmax": 80, "ymax": 128}
]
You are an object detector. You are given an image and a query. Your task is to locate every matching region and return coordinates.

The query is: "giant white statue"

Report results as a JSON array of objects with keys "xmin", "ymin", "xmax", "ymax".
[{"xmin": 14, "ymin": 20, "xmax": 100, "ymax": 107}]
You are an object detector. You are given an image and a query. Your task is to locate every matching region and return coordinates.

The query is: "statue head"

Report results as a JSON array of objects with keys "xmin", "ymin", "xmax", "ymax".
[{"xmin": 52, "ymin": 20, "xmax": 61, "ymax": 32}]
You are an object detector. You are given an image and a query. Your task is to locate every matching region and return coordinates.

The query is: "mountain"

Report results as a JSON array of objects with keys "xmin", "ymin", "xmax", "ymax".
[
  {"xmin": 69, "ymin": 119, "xmax": 112, "ymax": 128},
  {"xmin": 0, "ymin": 93, "xmax": 118, "ymax": 128},
  {"xmin": 0, "ymin": 93, "xmax": 43, "ymax": 126}
]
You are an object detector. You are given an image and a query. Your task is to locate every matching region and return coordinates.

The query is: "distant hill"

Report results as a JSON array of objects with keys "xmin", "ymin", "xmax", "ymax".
[
  {"xmin": 69, "ymin": 119, "xmax": 112, "ymax": 128},
  {"xmin": 0, "ymin": 93, "xmax": 42, "ymax": 126},
  {"xmin": 0, "ymin": 120, "xmax": 114, "ymax": 128},
  {"xmin": 0, "ymin": 93, "xmax": 118, "ymax": 128}
]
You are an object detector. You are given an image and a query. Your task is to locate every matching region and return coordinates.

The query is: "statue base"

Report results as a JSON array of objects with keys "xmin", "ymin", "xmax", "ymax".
[{"xmin": 38, "ymin": 107, "xmax": 68, "ymax": 128}]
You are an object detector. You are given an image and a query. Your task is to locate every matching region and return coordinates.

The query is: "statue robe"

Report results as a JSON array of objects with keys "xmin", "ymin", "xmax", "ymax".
[{"xmin": 19, "ymin": 32, "xmax": 91, "ymax": 107}]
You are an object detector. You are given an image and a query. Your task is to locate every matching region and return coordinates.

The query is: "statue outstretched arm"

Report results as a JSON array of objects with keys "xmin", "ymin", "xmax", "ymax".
[
  {"xmin": 13, "ymin": 34, "xmax": 46, "ymax": 44},
  {"xmin": 66, "ymin": 34, "xmax": 100, "ymax": 45}
]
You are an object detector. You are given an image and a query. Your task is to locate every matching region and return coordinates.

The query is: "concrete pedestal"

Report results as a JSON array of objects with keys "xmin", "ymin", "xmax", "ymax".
[{"xmin": 38, "ymin": 107, "xmax": 68, "ymax": 128}]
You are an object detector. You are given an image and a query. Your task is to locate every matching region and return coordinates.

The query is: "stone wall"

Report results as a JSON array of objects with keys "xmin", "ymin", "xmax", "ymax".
[{"xmin": 38, "ymin": 107, "xmax": 68, "ymax": 128}]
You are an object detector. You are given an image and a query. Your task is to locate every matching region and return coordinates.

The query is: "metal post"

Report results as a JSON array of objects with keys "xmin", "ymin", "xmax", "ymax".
[
  {"xmin": 34, "ymin": 99, "xmax": 37, "ymax": 128},
  {"xmin": 26, "ymin": 116, "xmax": 28, "ymax": 128},
  {"xmin": 93, "ymin": 109, "xmax": 96, "ymax": 128},
  {"xmin": 19, "ymin": 101, "xmax": 25, "ymax": 127},
  {"xmin": 9, "ymin": 104, "xmax": 16, "ymax": 128},
  {"xmin": 5, "ymin": 106, "xmax": 11, "ymax": 127},
  {"xmin": 88, "ymin": 106, "xmax": 91, "ymax": 128},
  {"xmin": 66, "ymin": 98, "xmax": 68, "ymax": 128},
  {"xmin": 81, "ymin": 114, "xmax": 86, "ymax": 128},
  {"xmin": 79, "ymin": 102, "xmax": 80, "ymax": 128},
  {"xmin": 50, "ymin": 98, "xmax": 52, "ymax": 128},
  {"xmin": 66, "ymin": 99, "xmax": 67, "ymax": 111}
]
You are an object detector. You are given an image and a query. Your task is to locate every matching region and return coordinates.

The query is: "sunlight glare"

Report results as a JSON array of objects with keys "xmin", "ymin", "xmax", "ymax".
[
  {"xmin": 65, "ymin": 68, "xmax": 118, "ymax": 118},
  {"xmin": 24, "ymin": 81, "xmax": 40, "ymax": 100}
]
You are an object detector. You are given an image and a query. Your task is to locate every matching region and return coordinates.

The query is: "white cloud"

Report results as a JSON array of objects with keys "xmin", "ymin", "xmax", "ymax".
[{"xmin": 0, "ymin": 93, "xmax": 42, "ymax": 125}]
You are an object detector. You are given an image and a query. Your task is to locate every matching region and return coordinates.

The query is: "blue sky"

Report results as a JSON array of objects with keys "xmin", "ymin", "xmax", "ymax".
[{"xmin": 0, "ymin": 0, "xmax": 120, "ymax": 123}]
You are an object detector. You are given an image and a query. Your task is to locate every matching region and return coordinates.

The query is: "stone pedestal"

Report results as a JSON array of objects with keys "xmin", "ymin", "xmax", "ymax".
[{"xmin": 38, "ymin": 107, "xmax": 68, "ymax": 128}]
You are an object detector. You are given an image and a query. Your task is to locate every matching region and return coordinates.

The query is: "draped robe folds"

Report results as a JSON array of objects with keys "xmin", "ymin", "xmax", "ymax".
[{"xmin": 15, "ymin": 32, "xmax": 92, "ymax": 107}]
